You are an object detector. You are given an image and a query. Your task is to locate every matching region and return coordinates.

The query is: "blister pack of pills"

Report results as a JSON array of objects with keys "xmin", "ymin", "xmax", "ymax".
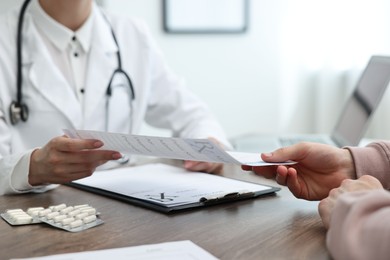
[{"xmin": 1, "ymin": 204, "xmax": 103, "ymax": 232}]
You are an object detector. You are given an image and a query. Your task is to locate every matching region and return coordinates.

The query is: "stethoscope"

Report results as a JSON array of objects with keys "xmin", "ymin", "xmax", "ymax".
[{"xmin": 10, "ymin": 0, "xmax": 136, "ymax": 133}]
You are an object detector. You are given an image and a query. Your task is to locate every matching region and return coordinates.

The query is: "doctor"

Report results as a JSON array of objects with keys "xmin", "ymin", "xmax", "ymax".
[{"xmin": 0, "ymin": 0, "xmax": 230, "ymax": 195}]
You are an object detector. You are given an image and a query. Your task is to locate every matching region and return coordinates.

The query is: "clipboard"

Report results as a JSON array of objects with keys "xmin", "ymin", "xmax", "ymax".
[{"xmin": 68, "ymin": 164, "xmax": 280, "ymax": 213}]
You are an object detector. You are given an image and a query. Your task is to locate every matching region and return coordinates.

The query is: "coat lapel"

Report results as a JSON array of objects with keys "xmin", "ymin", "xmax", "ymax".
[
  {"xmin": 83, "ymin": 10, "xmax": 118, "ymax": 123},
  {"xmin": 22, "ymin": 5, "xmax": 118, "ymax": 130},
  {"xmin": 23, "ymin": 21, "xmax": 82, "ymax": 129}
]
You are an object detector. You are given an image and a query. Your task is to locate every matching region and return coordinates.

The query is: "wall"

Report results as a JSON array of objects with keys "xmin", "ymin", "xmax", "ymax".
[
  {"xmin": 3, "ymin": 0, "xmax": 390, "ymax": 140},
  {"xmin": 102, "ymin": 0, "xmax": 284, "ymax": 138},
  {"xmin": 101, "ymin": 0, "xmax": 390, "ymax": 139}
]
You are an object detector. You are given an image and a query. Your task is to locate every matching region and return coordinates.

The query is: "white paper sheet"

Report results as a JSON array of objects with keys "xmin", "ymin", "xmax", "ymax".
[
  {"xmin": 64, "ymin": 129, "xmax": 295, "ymax": 166},
  {"xmin": 12, "ymin": 240, "xmax": 218, "ymax": 260}
]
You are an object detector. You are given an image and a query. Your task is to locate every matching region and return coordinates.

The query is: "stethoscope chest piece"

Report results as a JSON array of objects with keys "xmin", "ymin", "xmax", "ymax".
[{"xmin": 9, "ymin": 101, "xmax": 29, "ymax": 125}]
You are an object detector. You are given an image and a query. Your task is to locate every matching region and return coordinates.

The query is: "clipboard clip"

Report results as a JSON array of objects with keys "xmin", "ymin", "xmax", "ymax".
[{"xmin": 199, "ymin": 190, "xmax": 255, "ymax": 204}]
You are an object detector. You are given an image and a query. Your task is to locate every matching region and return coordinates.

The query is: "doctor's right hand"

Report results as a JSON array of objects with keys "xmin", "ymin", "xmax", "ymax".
[{"xmin": 28, "ymin": 136, "xmax": 122, "ymax": 186}]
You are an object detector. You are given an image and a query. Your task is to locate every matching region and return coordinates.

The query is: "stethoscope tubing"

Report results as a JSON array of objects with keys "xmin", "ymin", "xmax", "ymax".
[{"xmin": 11, "ymin": 0, "xmax": 135, "ymax": 127}]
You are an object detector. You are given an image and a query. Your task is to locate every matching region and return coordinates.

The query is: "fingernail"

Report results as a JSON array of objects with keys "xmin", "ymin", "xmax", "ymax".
[
  {"xmin": 262, "ymin": 152, "xmax": 273, "ymax": 158},
  {"xmin": 112, "ymin": 152, "xmax": 122, "ymax": 159},
  {"xmin": 184, "ymin": 161, "xmax": 192, "ymax": 168},
  {"xmin": 94, "ymin": 141, "xmax": 103, "ymax": 148}
]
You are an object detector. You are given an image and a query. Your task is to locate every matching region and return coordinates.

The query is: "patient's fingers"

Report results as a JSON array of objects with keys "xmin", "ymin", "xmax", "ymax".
[
  {"xmin": 275, "ymin": 168, "xmax": 288, "ymax": 186},
  {"xmin": 241, "ymin": 165, "xmax": 252, "ymax": 171},
  {"xmin": 241, "ymin": 165, "xmax": 278, "ymax": 179}
]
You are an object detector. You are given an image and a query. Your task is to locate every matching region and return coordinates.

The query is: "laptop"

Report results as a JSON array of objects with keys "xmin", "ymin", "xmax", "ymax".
[{"xmin": 232, "ymin": 55, "xmax": 390, "ymax": 152}]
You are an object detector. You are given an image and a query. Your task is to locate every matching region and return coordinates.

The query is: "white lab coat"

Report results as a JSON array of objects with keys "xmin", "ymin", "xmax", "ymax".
[{"xmin": 0, "ymin": 3, "xmax": 230, "ymax": 195}]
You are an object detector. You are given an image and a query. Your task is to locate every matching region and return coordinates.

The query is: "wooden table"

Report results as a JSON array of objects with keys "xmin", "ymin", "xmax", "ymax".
[{"xmin": 0, "ymin": 165, "xmax": 331, "ymax": 260}]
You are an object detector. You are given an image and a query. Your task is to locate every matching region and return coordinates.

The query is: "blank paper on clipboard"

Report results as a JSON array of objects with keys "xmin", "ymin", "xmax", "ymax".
[{"xmin": 70, "ymin": 163, "xmax": 280, "ymax": 213}]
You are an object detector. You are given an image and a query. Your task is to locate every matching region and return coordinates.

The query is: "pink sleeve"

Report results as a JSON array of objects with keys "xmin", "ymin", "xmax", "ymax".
[
  {"xmin": 346, "ymin": 141, "xmax": 390, "ymax": 189},
  {"xmin": 327, "ymin": 189, "xmax": 390, "ymax": 260}
]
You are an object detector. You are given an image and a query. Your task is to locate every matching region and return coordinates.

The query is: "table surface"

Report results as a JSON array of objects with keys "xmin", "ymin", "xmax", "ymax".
[{"xmin": 0, "ymin": 164, "xmax": 331, "ymax": 260}]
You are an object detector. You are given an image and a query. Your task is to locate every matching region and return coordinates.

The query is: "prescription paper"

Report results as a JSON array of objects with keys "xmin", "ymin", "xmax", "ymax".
[{"xmin": 63, "ymin": 129, "xmax": 295, "ymax": 166}]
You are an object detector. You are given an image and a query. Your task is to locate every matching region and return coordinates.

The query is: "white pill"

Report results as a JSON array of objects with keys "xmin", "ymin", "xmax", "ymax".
[
  {"xmin": 61, "ymin": 217, "xmax": 75, "ymax": 225},
  {"xmin": 69, "ymin": 219, "xmax": 83, "ymax": 229},
  {"xmin": 83, "ymin": 215, "xmax": 97, "ymax": 224},
  {"xmin": 68, "ymin": 209, "xmax": 81, "ymax": 217},
  {"xmin": 13, "ymin": 215, "xmax": 33, "ymax": 225},
  {"xmin": 9, "ymin": 212, "xmax": 28, "ymax": 221},
  {"xmin": 60, "ymin": 206, "xmax": 74, "ymax": 214},
  {"xmin": 6, "ymin": 209, "xmax": 24, "ymax": 214},
  {"xmin": 81, "ymin": 208, "xmax": 96, "ymax": 215},
  {"xmin": 52, "ymin": 204, "xmax": 67, "ymax": 211},
  {"xmin": 77, "ymin": 206, "xmax": 91, "ymax": 212},
  {"xmin": 38, "ymin": 209, "xmax": 52, "ymax": 217},
  {"xmin": 74, "ymin": 204, "xmax": 89, "ymax": 209},
  {"xmin": 8, "ymin": 211, "xmax": 26, "ymax": 216},
  {"xmin": 78, "ymin": 207, "xmax": 93, "ymax": 213},
  {"xmin": 47, "ymin": 211, "xmax": 60, "ymax": 219},
  {"xmin": 27, "ymin": 207, "xmax": 44, "ymax": 216},
  {"xmin": 75, "ymin": 213, "xmax": 88, "ymax": 220},
  {"xmin": 54, "ymin": 215, "xmax": 67, "ymax": 223}
]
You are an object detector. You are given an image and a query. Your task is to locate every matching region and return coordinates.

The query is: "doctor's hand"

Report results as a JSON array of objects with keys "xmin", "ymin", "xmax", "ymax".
[
  {"xmin": 184, "ymin": 160, "xmax": 223, "ymax": 174},
  {"xmin": 183, "ymin": 137, "xmax": 224, "ymax": 174},
  {"xmin": 318, "ymin": 175, "xmax": 383, "ymax": 229},
  {"xmin": 241, "ymin": 142, "xmax": 356, "ymax": 201},
  {"xmin": 28, "ymin": 136, "xmax": 122, "ymax": 186}
]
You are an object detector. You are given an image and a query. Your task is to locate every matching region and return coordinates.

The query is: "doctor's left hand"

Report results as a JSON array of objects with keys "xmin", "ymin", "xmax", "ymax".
[{"xmin": 28, "ymin": 136, "xmax": 122, "ymax": 185}]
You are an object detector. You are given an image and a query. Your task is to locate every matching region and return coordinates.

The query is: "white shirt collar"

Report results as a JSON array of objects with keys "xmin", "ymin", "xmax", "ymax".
[{"xmin": 29, "ymin": 0, "xmax": 94, "ymax": 53}]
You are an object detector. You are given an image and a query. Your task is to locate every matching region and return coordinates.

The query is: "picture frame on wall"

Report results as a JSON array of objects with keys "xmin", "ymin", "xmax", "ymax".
[{"xmin": 163, "ymin": 0, "xmax": 249, "ymax": 34}]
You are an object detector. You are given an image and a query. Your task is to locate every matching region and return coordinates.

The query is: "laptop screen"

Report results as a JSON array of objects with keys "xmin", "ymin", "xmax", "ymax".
[{"xmin": 332, "ymin": 56, "xmax": 390, "ymax": 146}]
